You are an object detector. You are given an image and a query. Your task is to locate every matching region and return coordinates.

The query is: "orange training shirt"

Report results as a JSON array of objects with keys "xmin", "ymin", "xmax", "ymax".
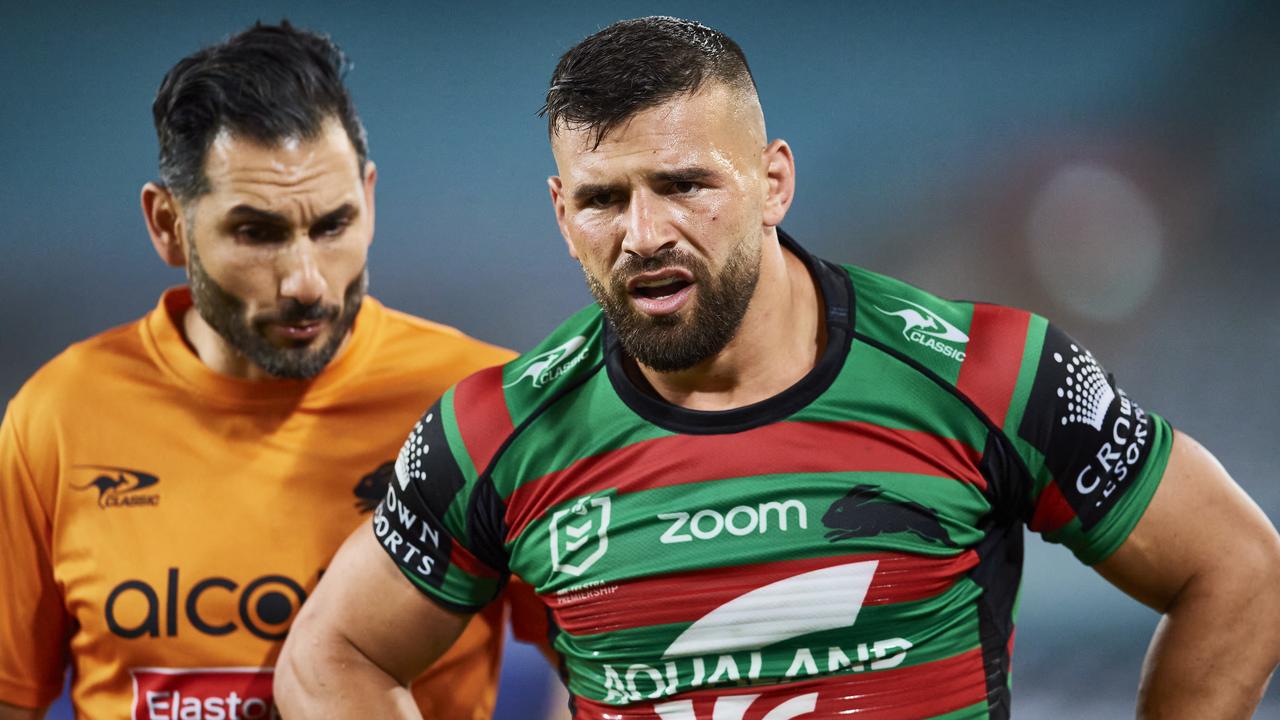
[{"xmin": 0, "ymin": 287, "xmax": 516, "ymax": 719}]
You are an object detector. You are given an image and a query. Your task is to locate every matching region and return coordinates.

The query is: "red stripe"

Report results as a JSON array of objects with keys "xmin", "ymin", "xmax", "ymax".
[
  {"xmin": 573, "ymin": 647, "xmax": 988, "ymax": 719},
  {"xmin": 956, "ymin": 304, "xmax": 1030, "ymax": 429},
  {"xmin": 452, "ymin": 366, "xmax": 514, "ymax": 474},
  {"xmin": 1028, "ymin": 481, "xmax": 1075, "ymax": 534},
  {"xmin": 449, "ymin": 540, "xmax": 500, "ymax": 580},
  {"xmin": 542, "ymin": 551, "xmax": 978, "ymax": 636},
  {"xmin": 506, "ymin": 421, "xmax": 984, "ymax": 541}
]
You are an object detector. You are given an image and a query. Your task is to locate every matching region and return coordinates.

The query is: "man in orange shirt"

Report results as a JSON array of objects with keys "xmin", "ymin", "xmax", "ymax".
[{"xmin": 0, "ymin": 22, "xmax": 516, "ymax": 719}]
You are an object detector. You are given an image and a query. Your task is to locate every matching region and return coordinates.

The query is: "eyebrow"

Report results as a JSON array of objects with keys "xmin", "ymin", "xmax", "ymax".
[
  {"xmin": 571, "ymin": 183, "xmax": 623, "ymax": 204},
  {"xmin": 570, "ymin": 167, "xmax": 718, "ymax": 204},
  {"xmin": 224, "ymin": 203, "xmax": 358, "ymax": 228},
  {"xmin": 651, "ymin": 167, "xmax": 716, "ymax": 185}
]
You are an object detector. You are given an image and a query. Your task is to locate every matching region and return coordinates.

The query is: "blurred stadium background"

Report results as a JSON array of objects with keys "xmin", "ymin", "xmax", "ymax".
[{"xmin": 2, "ymin": 1, "xmax": 1276, "ymax": 717}]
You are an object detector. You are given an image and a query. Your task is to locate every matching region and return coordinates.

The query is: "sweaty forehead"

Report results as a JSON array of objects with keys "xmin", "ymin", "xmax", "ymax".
[
  {"xmin": 551, "ymin": 84, "xmax": 765, "ymax": 179},
  {"xmin": 199, "ymin": 120, "xmax": 363, "ymax": 215}
]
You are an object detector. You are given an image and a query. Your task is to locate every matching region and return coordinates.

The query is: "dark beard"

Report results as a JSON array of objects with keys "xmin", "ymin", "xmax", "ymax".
[
  {"xmin": 187, "ymin": 240, "xmax": 366, "ymax": 380},
  {"xmin": 586, "ymin": 237, "xmax": 760, "ymax": 373}
]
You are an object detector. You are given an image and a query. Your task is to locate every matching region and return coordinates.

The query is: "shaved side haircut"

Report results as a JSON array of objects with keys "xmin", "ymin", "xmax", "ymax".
[{"xmin": 541, "ymin": 16, "xmax": 757, "ymax": 147}]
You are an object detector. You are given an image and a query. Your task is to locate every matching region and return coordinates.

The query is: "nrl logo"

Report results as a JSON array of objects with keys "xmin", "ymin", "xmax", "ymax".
[
  {"xmin": 504, "ymin": 336, "xmax": 588, "ymax": 389},
  {"xmin": 550, "ymin": 494, "xmax": 612, "ymax": 577},
  {"xmin": 875, "ymin": 296, "xmax": 969, "ymax": 362}
]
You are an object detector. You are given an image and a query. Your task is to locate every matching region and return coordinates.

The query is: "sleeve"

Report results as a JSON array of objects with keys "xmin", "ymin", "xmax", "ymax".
[
  {"xmin": 0, "ymin": 402, "xmax": 69, "ymax": 708},
  {"xmin": 371, "ymin": 394, "xmax": 510, "ymax": 613},
  {"xmin": 1006, "ymin": 321, "xmax": 1174, "ymax": 564}
]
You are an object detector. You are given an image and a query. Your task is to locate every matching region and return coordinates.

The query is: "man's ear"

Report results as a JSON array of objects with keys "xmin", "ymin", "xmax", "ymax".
[
  {"xmin": 760, "ymin": 139, "xmax": 796, "ymax": 228},
  {"xmin": 142, "ymin": 182, "xmax": 187, "ymax": 267},
  {"xmin": 547, "ymin": 175, "xmax": 578, "ymax": 260},
  {"xmin": 362, "ymin": 160, "xmax": 377, "ymax": 248}
]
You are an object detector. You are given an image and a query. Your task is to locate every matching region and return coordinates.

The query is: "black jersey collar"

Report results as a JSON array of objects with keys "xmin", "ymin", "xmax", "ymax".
[{"xmin": 604, "ymin": 230, "xmax": 854, "ymax": 435}]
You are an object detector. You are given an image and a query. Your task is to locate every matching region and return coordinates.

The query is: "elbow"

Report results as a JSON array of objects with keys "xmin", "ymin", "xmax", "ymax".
[{"xmin": 273, "ymin": 601, "xmax": 324, "ymax": 715}]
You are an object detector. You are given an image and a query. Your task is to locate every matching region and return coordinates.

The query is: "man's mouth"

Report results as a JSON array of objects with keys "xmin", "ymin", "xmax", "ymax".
[
  {"xmin": 626, "ymin": 270, "xmax": 696, "ymax": 316},
  {"xmin": 268, "ymin": 319, "xmax": 326, "ymax": 343}
]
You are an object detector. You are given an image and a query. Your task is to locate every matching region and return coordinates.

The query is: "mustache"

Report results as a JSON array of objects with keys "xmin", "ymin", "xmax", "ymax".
[
  {"xmin": 253, "ymin": 299, "xmax": 339, "ymax": 325},
  {"xmin": 612, "ymin": 249, "xmax": 703, "ymax": 284}
]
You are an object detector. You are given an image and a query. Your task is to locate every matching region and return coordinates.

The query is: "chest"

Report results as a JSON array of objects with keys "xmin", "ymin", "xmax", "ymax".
[{"xmin": 48, "ymin": 402, "xmax": 404, "ymax": 660}]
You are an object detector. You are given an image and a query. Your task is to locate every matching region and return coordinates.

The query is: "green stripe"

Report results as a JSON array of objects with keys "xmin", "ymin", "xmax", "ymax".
[
  {"xmin": 799, "ymin": 344, "xmax": 989, "ymax": 453},
  {"xmin": 930, "ymin": 700, "xmax": 990, "ymax": 719},
  {"xmin": 495, "ymin": 375, "xmax": 672, "ymax": 500},
  {"xmin": 510, "ymin": 471, "xmax": 988, "ymax": 592},
  {"xmin": 1003, "ymin": 314, "xmax": 1048, "ymax": 436},
  {"xmin": 396, "ymin": 564, "xmax": 496, "ymax": 610}
]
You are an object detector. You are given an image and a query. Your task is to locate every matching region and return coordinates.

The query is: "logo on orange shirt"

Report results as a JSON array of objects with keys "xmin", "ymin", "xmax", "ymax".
[
  {"xmin": 73, "ymin": 466, "xmax": 160, "ymax": 508},
  {"xmin": 131, "ymin": 667, "xmax": 277, "ymax": 720}
]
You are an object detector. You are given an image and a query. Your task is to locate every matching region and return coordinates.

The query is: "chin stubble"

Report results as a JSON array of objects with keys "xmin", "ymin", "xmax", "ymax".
[
  {"xmin": 586, "ymin": 236, "xmax": 760, "ymax": 373},
  {"xmin": 187, "ymin": 240, "xmax": 367, "ymax": 380}
]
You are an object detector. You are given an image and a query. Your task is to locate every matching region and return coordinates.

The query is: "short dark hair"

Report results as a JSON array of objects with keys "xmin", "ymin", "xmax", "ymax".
[
  {"xmin": 541, "ymin": 16, "xmax": 756, "ymax": 146},
  {"xmin": 152, "ymin": 21, "xmax": 368, "ymax": 200}
]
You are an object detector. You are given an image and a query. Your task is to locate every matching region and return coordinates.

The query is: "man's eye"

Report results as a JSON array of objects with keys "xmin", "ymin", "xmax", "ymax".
[
  {"xmin": 235, "ymin": 225, "xmax": 282, "ymax": 243},
  {"xmin": 671, "ymin": 181, "xmax": 698, "ymax": 194},
  {"xmin": 313, "ymin": 219, "xmax": 350, "ymax": 238},
  {"xmin": 589, "ymin": 192, "xmax": 618, "ymax": 208}
]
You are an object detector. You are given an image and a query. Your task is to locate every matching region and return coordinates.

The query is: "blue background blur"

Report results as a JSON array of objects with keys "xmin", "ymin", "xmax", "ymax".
[{"xmin": 3, "ymin": 1, "xmax": 1277, "ymax": 717}]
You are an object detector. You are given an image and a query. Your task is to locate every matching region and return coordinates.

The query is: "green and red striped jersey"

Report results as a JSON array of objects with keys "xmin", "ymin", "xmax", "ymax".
[{"xmin": 373, "ymin": 232, "xmax": 1172, "ymax": 719}]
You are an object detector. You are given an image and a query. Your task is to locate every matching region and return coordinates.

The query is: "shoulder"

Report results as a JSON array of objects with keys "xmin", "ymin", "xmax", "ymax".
[
  {"xmin": 366, "ymin": 298, "xmax": 516, "ymax": 370},
  {"xmin": 9, "ymin": 318, "xmax": 148, "ymax": 422},
  {"xmin": 432, "ymin": 304, "xmax": 606, "ymax": 464},
  {"xmin": 453, "ymin": 303, "xmax": 606, "ymax": 424},
  {"xmin": 4, "ymin": 317, "xmax": 148, "ymax": 482},
  {"xmin": 845, "ymin": 264, "xmax": 1042, "ymax": 426}
]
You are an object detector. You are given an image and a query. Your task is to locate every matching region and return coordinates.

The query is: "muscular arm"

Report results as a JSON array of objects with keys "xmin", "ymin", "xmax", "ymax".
[
  {"xmin": 1095, "ymin": 430, "xmax": 1280, "ymax": 718},
  {"xmin": 274, "ymin": 526, "xmax": 472, "ymax": 719},
  {"xmin": 0, "ymin": 703, "xmax": 46, "ymax": 720}
]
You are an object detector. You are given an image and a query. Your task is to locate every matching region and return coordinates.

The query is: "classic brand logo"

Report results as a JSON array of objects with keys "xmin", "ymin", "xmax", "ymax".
[
  {"xmin": 504, "ymin": 335, "xmax": 588, "ymax": 389},
  {"xmin": 550, "ymin": 495, "xmax": 612, "ymax": 577},
  {"xmin": 73, "ymin": 466, "xmax": 160, "ymax": 508},
  {"xmin": 131, "ymin": 667, "xmax": 277, "ymax": 720},
  {"xmin": 875, "ymin": 296, "xmax": 968, "ymax": 362}
]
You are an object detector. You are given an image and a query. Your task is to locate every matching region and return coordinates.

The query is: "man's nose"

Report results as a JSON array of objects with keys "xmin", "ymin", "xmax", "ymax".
[
  {"xmin": 278, "ymin": 239, "xmax": 325, "ymax": 305},
  {"xmin": 620, "ymin": 191, "xmax": 677, "ymax": 258}
]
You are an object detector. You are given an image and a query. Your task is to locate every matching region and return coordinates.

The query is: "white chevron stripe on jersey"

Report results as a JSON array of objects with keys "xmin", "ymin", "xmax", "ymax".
[{"xmin": 661, "ymin": 560, "xmax": 879, "ymax": 658}]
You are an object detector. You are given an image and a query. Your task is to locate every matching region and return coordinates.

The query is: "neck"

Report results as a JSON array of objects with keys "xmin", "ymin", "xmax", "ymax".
[{"xmin": 633, "ymin": 234, "xmax": 825, "ymax": 411}]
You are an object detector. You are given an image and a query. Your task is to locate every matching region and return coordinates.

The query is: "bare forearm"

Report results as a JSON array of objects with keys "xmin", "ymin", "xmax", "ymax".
[
  {"xmin": 1138, "ymin": 572, "xmax": 1280, "ymax": 718},
  {"xmin": 274, "ymin": 631, "xmax": 422, "ymax": 719}
]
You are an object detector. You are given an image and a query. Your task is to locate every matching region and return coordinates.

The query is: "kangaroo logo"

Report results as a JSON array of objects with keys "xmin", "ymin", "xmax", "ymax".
[
  {"xmin": 72, "ymin": 466, "xmax": 160, "ymax": 509},
  {"xmin": 504, "ymin": 336, "xmax": 587, "ymax": 389},
  {"xmin": 875, "ymin": 296, "xmax": 969, "ymax": 344},
  {"xmin": 822, "ymin": 485, "xmax": 956, "ymax": 547}
]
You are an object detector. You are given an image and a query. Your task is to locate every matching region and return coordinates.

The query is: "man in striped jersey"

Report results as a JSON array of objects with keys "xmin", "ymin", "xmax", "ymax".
[{"xmin": 277, "ymin": 16, "xmax": 1280, "ymax": 719}]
